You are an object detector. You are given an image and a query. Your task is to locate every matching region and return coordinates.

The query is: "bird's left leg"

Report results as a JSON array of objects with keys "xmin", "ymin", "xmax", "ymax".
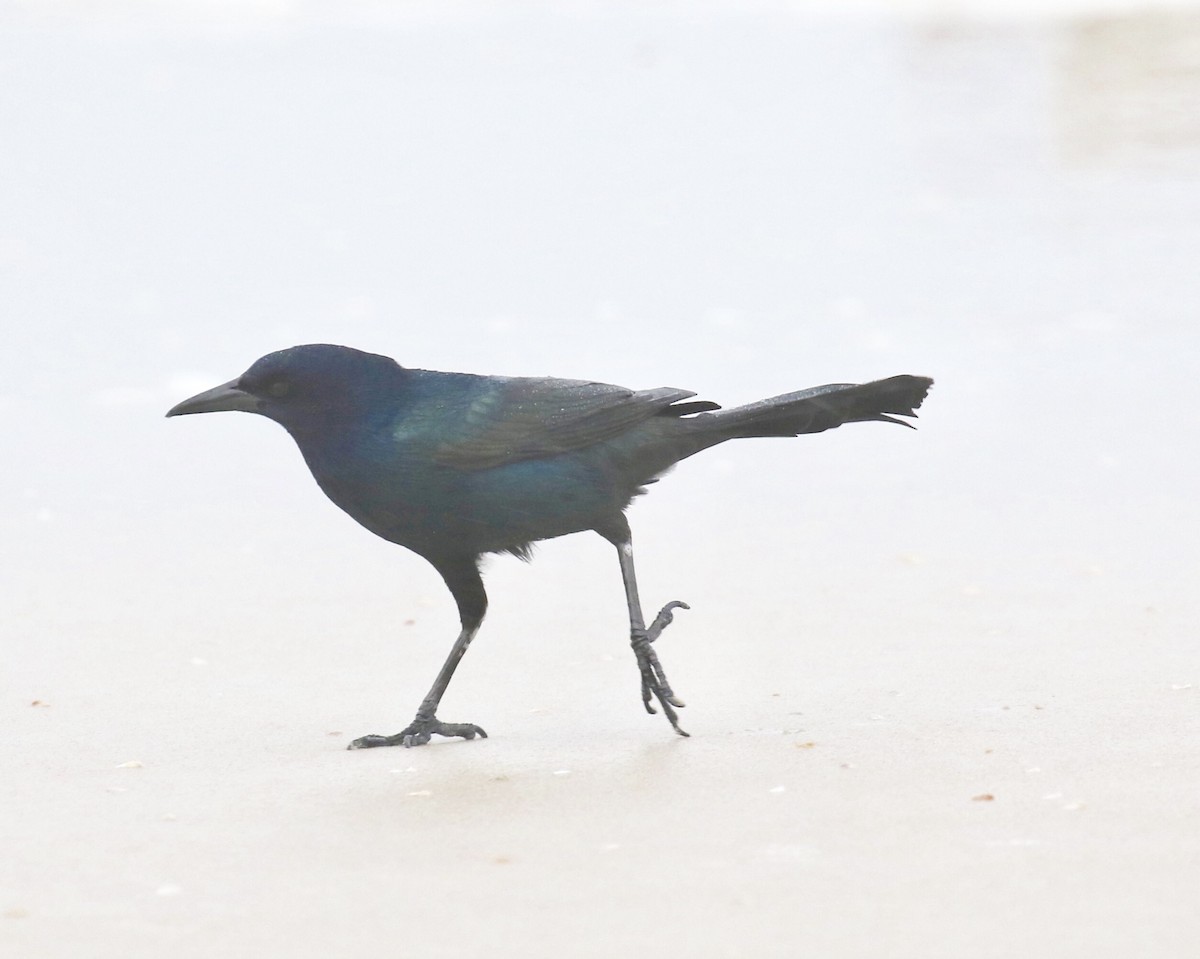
[
  {"xmin": 608, "ymin": 529, "xmax": 690, "ymax": 737},
  {"xmin": 349, "ymin": 555, "xmax": 489, "ymax": 749}
]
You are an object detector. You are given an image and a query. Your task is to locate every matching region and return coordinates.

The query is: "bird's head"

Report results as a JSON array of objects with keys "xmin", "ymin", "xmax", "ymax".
[{"xmin": 166, "ymin": 344, "xmax": 406, "ymax": 435}]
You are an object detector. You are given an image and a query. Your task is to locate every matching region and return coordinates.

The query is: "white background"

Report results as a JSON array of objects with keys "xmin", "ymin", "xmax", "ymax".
[{"xmin": 3, "ymin": 2, "xmax": 1198, "ymax": 956}]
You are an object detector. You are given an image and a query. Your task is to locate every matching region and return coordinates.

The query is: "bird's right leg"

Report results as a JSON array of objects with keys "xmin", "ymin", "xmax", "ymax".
[
  {"xmin": 613, "ymin": 535, "xmax": 691, "ymax": 738},
  {"xmin": 349, "ymin": 556, "xmax": 489, "ymax": 749}
]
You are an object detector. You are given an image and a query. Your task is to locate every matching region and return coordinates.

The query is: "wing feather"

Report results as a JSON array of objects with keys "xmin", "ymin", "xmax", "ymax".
[{"xmin": 432, "ymin": 377, "xmax": 708, "ymax": 470}]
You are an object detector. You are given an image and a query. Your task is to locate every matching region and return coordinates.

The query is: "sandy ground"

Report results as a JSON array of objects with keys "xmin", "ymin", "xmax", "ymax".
[{"xmin": 3, "ymin": 3, "xmax": 1199, "ymax": 957}]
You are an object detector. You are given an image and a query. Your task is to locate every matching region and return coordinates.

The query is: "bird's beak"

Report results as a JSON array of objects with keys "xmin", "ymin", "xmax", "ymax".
[{"xmin": 166, "ymin": 379, "xmax": 261, "ymax": 417}]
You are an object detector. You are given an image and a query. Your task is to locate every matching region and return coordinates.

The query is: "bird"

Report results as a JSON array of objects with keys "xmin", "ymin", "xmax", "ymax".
[{"xmin": 167, "ymin": 344, "xmax": 932, "ymax": 748}]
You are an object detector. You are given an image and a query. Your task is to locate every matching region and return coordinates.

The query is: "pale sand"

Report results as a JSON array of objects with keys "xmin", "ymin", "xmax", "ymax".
[{"xmin": 3, "ymin": 3, "xmax": 1198, "ymax": 957}]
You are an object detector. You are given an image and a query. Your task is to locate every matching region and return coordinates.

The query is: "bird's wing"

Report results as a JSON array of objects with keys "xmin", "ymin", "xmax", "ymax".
[{"xmin": 432, "ymin": 376, "xmax": 716, "ymax": 471}]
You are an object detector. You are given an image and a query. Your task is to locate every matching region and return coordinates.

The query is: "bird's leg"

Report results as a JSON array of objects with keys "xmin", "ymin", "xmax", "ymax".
[
  {"xmin": 349, "ymin": 557, "xmax": 489, "ymax": 749},
  {"xmin": 616, "ymin": 539, "xmax": 690, "ymax": 737},
  {"xmin": 348, "ymin": 624, "xmax": 487, "ymax": 748}
]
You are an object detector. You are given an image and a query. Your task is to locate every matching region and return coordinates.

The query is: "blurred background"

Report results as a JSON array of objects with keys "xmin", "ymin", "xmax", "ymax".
[{"xmin": 3, "ymin": 1, "xmax": 1198, "ymax": 957}]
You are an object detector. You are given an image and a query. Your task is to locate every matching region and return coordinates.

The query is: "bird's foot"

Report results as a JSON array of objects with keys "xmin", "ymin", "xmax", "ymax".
[
  {"xmin": 631, "ymin": 600, "xmax": 690, "ymax": 738},
  {"xmin": 347, "ymin": 715, "xmax": 488, "ymax": 749}
]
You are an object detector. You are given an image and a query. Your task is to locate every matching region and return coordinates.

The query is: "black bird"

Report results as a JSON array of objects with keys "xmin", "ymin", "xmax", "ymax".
[{"xmin": 168, "ymin": 345, "xmax": 932, "ymax": 748}]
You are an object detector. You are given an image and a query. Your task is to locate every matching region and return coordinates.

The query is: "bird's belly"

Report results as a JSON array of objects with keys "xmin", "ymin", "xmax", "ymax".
[
  {"xmin": 457, "ymin": 457, "xmax": 618, "ymax": 550},
  {"xmin": 314, "ymin": 454, "xmax": 623, "ymax": 556}
]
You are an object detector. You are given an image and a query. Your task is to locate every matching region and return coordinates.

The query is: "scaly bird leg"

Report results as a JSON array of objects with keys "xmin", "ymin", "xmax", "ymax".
[
  {"xmin": 616, "ymin": 539, "xmax": 690, "ymax": 738},
  {"xmin": 348, "ymin": 623, "xmax": 488, "ymax": 748},
  {"xmin": 349, "ymin": 556, "xmax": 489, "ymax": 749}
]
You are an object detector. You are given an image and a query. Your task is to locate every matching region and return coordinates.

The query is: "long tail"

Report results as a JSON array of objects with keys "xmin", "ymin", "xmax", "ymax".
[{"xmin": 700, "ymin": 374, "xmax": 933, "ymax": 439}]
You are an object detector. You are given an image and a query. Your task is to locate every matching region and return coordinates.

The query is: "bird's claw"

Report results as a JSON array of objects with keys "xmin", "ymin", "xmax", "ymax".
[
  {"xmin": 631, "ymin": 600, "xmax": 690, "ymax": 737},
  {"xmin": 644, "ymin": 600, "xmax": 690, "ymax": 643},
  {"xmin": 347, "ymin": 716, "xmax": 488, "ymax": 750}
]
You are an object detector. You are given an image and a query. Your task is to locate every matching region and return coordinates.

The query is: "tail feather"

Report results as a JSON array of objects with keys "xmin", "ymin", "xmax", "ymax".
[{"xmin": 703, "ymin": 374, "xmax": 933, "ymax": 440}]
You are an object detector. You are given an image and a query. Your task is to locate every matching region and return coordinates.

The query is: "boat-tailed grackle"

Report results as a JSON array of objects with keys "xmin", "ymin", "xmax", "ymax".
[{"xmin": 168, "ymin": 344, "xmax": 932, "ymax": 747}]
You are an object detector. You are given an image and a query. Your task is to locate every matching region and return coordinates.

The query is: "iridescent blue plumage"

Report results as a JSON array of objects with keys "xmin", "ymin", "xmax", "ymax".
[{"xmin": 167, "ymin": 343, "xmax": 932, "ymax": 747}]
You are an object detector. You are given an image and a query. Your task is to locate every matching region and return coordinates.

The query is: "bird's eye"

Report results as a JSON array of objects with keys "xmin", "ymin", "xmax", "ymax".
[{"xmin": 267, "ymin": 380, "xmax": 290, "ymax": 398}]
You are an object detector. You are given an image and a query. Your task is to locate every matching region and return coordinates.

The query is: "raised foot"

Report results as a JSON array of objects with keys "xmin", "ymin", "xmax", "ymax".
[
  {"xmin": 347, "ymin": 716, "xmax": 488, "ymax": 750},
  {"xmin": 631, "ymin": 600, "xmax": 691, "ymax": 738}
]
